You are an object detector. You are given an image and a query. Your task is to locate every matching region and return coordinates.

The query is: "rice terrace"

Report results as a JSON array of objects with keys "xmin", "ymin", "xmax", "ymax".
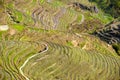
[{"xmin": 0, "ymin": 0, "xmax": 120, "ymax": 80}]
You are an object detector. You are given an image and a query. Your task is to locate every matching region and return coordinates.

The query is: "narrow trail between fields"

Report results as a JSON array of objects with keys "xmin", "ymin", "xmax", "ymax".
[
  {"xmin": 19, "ymin": 43, "xmax": 49, "ymax": 80},
  {"xmin": 79, "ymin": 14, "xmax": 84, "ymax": 24}
]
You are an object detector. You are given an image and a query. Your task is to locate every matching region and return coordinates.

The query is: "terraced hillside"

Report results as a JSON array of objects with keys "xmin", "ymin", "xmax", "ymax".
[
  {"xmin": 95, "ymin": 18, "xmax": 120, "ymax": 44},
  {"xmin": 6, "ymin": 0, "xmax": 83, "ymax": 31},
  {"xmin": 94, "ymin": 17, "xmax": 120, "ymax": 56},
  {"xmin": 0, "ymin": 0, "xmax": 120, "ymax": 80},
  {"xmin": 0, "ymin": 40, "xmax": 120, "ymax": 80},
  {"xmin": 5, "ymin": 0, "xmax": 113, "ymax": 31}
]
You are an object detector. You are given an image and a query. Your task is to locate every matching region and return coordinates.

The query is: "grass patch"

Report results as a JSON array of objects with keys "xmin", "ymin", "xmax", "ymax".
[
  {"xmin": 12, "ymin": 24, "xmax": 25, "ymax": 31},
  {"xmin": 51, "ymin": 1, "xmax": 65, "ymax": 7},
  {"xmin": 90, "ymin": 12, "xmax": 114, "ymax": 24},
  {"xmin": 112, "ymin": 43, "xmax": 120, "ymax": 56},
  {"xmin": 66, "ymin": 41, "xmax": 73, "ymax": 46}
]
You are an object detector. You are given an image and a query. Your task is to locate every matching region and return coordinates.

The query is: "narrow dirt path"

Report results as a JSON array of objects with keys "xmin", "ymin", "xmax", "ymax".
[{"xmin": 19, "ymin": 43, "xmax": 48, "ymax": 80}]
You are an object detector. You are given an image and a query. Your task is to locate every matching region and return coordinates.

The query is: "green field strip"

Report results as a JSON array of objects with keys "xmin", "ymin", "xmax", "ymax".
[
  {"xmin": 68, "ymin": 65, "xmax": 82, "ymax": 80},
  {"xmin": 12, "ymin": 43, "xmax": 32, "ymax": 59},
  {"xmin": 107, "ymin": 58, "xmax": 115, "ymax": 79},
  {"xmin": 1, "ymin": 53, "xmax": 17, "ymax": 78},
  {"xmin": 19, "ymin": 43, "xmax": 48, "ymax": 79},
  {"xmin": 92, "ymin": 52, "xmax": 101, "ymax": 70},
  {"xmin": 53, "ymin": 64, "xmax": 69, "ymax": 79},
  {"xmin": 98, "ymin": 54, "xmax": 108, "ymax": 78},
  {"xmin": 13, "ymin": 44, "xmax": 33, "ymax": 63},
  {"xmin": 111, "ymin": 58, "xmax": 120, "ymax": 79},
  {"xmin": 15, "ymin": 0, "xmax": 36, "ymax": 10},
  {"xmin": 0, "ymin": 42, "xmax": 28, "ymax": 79},
  {"xmin": 14, "ymin": 49, "xmax": 35, "ymax": 68},
  {"xmin": 2, "ymin": 69, "xmax": 13, "ymax": 80},
  {"xmin": 94, "ymin": 52, "xmax": 105, "ymax": 75},
  {"xmin": 3, "ymin": 61, "xmax": 17, "ymax": 80},
  {"xmin": 0, "ymin": 40, "xmax": 120, "ymax": 79},
  {"xmin": 57, "ymin": 9, "xmax": 76, "ymax": 30},
  {"xmin": 27, "ymin": 58, "xmax": 54, "ymax": 78},
  {"xmin": 101, "ymin": 56, "xmax": 109, "ymax": 78}
]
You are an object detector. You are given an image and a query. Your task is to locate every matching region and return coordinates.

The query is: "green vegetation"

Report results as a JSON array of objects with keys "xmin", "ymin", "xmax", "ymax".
[
  {"xmin": 112, "ymin": 43, "xmax": 120, "ymax": 56},
  {"xmin": 0, "ymin": 40, "xmax": 119, "ymax": 80},
  {"xmin": 0, "ymin": 0, "xmax": 120, "ymax": 80},
  {"xmin": 91, "ymin": 12, "xmax": 113, "ymax": 24},
  {"xmin": 11, "ymin": 24, "xmax": 25, "ymax": 31},
  {"xmin": 89, "ymin": 0, "xmax": 120, "ymax": 18}
]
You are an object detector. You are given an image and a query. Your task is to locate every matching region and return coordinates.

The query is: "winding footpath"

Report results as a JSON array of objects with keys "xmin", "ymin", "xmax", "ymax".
[
  {"xmin": 79, "ymin": 14, "xmax": 84, "ymax": 24},
  {"xmin": 19, "ymin": 43, "xmax": 49, "ymax": 80}
]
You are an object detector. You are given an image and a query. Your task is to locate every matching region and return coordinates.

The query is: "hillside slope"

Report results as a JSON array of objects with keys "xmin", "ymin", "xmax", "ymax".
[{"xmin": 0, "ymin": 0, "xmax": 120, "ymax": 80}]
